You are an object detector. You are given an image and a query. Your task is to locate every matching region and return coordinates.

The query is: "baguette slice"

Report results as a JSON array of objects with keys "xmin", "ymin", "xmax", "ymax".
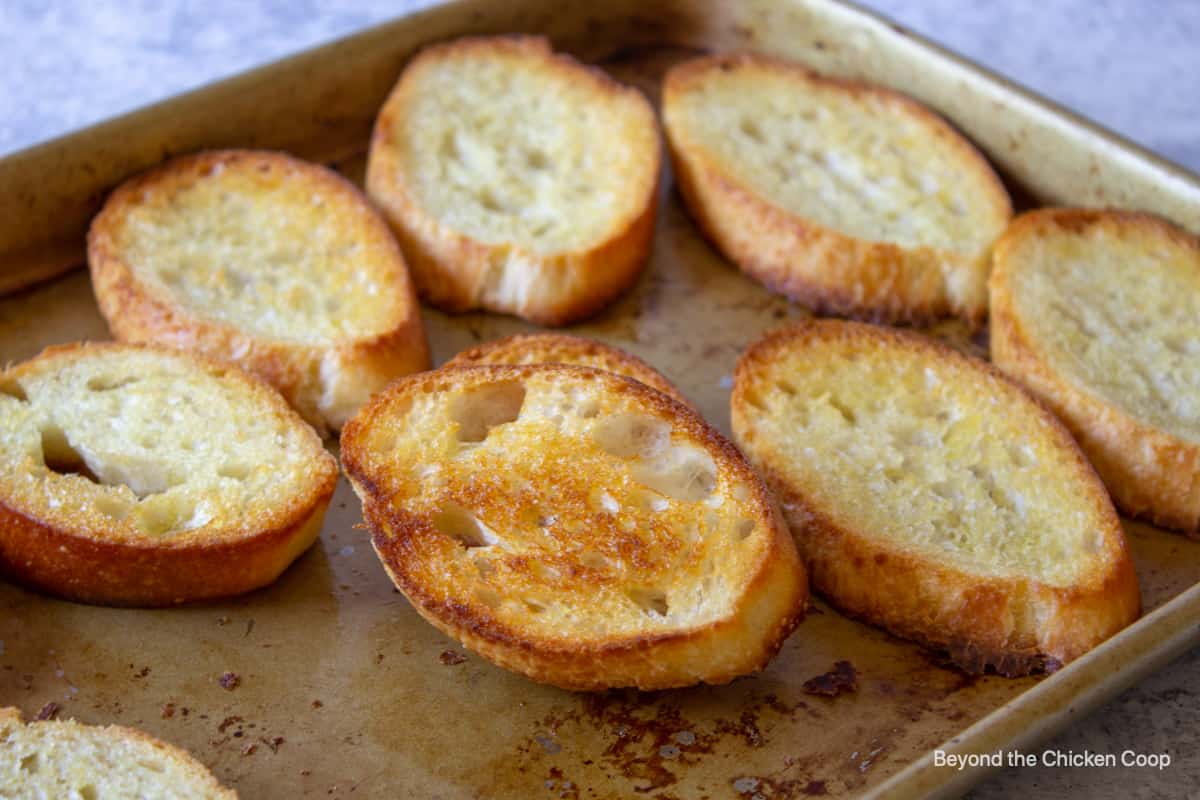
[
  {"xmin": 341, "ymin": 364, "xmax": 806, "ymax": 690},
  {"xmin": 366, "ymin": 36, "xmax": 661, "ymax": 326},
  {"xmin": 0, "ymin": 343, "xmax": 337, "ymax": 606},
  {"xmin": 662, "ymin": 53, "xmax": 1012, "ymax": 326},
  {"xmin": 444, "ymin": 332, "xmax": 690, "ymax": 407},
  {"xmin": 0, "ymin": 707, "xmax": 235, "ymax": 799},
  {"xmin": 991, "ymin": 208, "xmax": 1200, "ymax": 532},
  {"xmin": 731, "ymin": 320, "xmax": 1139, "ymax": 674},
  {"xmin": 88, "ymin": 149, "xmax": 430, "ymax": 435}
]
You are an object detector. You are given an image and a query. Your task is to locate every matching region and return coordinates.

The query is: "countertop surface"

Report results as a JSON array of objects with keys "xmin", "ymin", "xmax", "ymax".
[{"xmin": 2, "ymin": 1, "xmax": 1198, "ymax": 797}]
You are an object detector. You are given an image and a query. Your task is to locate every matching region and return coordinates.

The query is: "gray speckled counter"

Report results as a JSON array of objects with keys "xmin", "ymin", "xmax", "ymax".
[{"xmin": 3, "ymin": 2, "xmax": 1199, "ymax": 797}]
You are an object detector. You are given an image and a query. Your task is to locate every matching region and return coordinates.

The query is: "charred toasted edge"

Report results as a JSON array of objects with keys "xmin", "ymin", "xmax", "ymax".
[{"xmin": 341, "ymin": 363, "xmax": 807, "ymax": 690}]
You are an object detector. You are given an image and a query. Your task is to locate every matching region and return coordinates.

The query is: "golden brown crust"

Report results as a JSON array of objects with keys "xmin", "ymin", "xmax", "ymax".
[
  {"xmin": 87, "ymin": 149, "xmax": 430, "ymax": 435},
  {"xmin": 0, "ymin": 342, "xmax": 337, "ymax": 607},
  {"xmin": 662, "ymin": 53, "xmax": 1012, "ymax": 328},
  {"xmin": 341, "ymin": 363, "xmax": 807, "ymax": 690},
  {"xmin": 365, "ymin": 35, "xmax": 662, "ymax": 326},
  {"xmin": 444, "ymin": 332, "xmax": 691, "ymax": 407},
  {"xmin": 990, "ymin": 207, "xmax": 1200, "ymax": 533},
  {"xmin": 732, "ymin": 320, "xmax": 1139, "ymax": 674}
]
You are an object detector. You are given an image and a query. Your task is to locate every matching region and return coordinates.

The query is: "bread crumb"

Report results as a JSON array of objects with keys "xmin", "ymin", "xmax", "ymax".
[
  {"xmin": 439, "ymin": 649, "xmax": 467, "ymax": 666},
  {"xmin": 218, "ymin": 715, "xmax": 243, "ymax": 733},
  {"xmin": 161, "ymin": 703, "xmax": 176, "ymax": 719},
  {"xmin": 241, "ymin": 742, "xmax": 257, "ymax": 756},
  {"xmin": 35, "ymin": 701, "xmax": 60, "ymax": 721},
  {"xmin": 218, "ymin": 671, "xmax": 241, "ymax": 690},
  {"xmin": 802, "ymin": 660, "xmax": 858, "ymax": 697},
  {"xmin": 311, "ymin": 699, "xmax": 324, "ymax": 709}
]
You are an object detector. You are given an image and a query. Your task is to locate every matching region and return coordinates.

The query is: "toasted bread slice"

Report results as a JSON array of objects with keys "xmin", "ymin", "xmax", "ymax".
[
  {"xmin": 0, "ymin": 707, "xmax": 235, "ymax": 798},
  {"xmin": 341, "ymin": 364, "xmax": 806, "ymax": 690},
  {"xmin": 88, "ymin": 149, "xmax": 430, "ymax": 434},
  {"xmin": 991, "ymin": 208, "xmax": 1200, "ymax": 532},
  {"xmin": 444, "ymin": 332, "xmax": 690, "ymax": 407},
  {"xmin": 731, "ymin": 320, "xmax": 1139, "ymax": 674},
  {"xmin": 365, "ymin": 36, "xmax": 661, "ymax": 326},
  {"xmin": 661, "ymin": 53, "xmax": 1011, "ymax": 326},
  {"xmin": 0, "ymin": 343, "xmax": 337, "ymax": 606}
]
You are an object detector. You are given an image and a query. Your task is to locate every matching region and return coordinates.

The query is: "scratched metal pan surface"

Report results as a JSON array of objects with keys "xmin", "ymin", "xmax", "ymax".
[{"xmin": 2, "ymin": 1, "xmax": 1200, "ymax": 797}]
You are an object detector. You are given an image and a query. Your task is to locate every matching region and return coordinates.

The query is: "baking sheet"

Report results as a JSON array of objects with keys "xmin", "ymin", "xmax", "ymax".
[{"xmin": 3, "ymin": 1, "xmax": 1200, "ymax": 797}]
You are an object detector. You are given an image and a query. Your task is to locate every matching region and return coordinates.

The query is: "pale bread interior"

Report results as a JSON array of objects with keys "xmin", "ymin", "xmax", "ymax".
[
  {"xmin": 388, "ymin": 42, "xmax": 658, "ymax": 254},
  {"xmin": 1005, "ymin": 220, "xmax": 1200, "ymax": 443},
  {"xmin": 356, "ymin": 370, "xmax": 770, "ymax": 639},
  {"xmin": 0, "ymin": 709, "xmax": 231, "ymax": 799},
  {"xmin": 110, "ymin": 158, "xmax": 405, "ymax": 344},
  {"xmin": 740, "ymin": 337, "xmax": 1108, "ymax": 586},
  {"xmin": 667, "ymin": 62, "xmax": 999, "ymax": 255},
  {"xmin": 0, "ymin": 348, "xmax": 324, "ymax": 539}
]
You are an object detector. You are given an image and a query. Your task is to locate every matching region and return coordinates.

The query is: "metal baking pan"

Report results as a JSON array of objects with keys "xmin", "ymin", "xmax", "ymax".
[{"xmin": 2, "ymin": 1, "xmax": 1199, "ymax": 797}]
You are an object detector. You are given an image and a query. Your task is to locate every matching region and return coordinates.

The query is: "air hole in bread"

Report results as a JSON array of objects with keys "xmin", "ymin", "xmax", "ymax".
[
  {"xmin": 524, "ymin": 598, "xmax": 547, "ymax": 613},
  {"xmin": 85, "ymin": 374, "xmax": 139, "ymax": 392},
  {"xmin": 450, "ymin": 381, "xmax": 526, "ymax": 443},
  {"xmin": 19, "ymin": 752, "xmax": 38, "ymax": 773},
  {"xmin": 631, "ymin": 445, "xmax": 717, "ymax": 503},
  {"xmin": 40, "ymin": 425, "xmax": 101, "ymax": 484},
  {"xmin": 526, "ymin": 149, "xmax": 550, "ymax": 170},
  {"xmin": 579, "ymin": 550, "xmax": 612, "ymax": 571},
  {"xmin": 592, "ymin": 489, "xmax": 620, "ymax": 514},
  {"xmin": 477, "ymin": 587, "xmax": 502, "ymax": 608},
  {"xmin": 630, "ymin": 487, "xmax": 669, "ymax": 512},
  {"xmin": 827, "ymin": 396, "xmax": 857, "ymax": 425},
  {"xmin": 80, "ymin": 786, "xmax": 98, "ymax": 800},
  {"xmin": 138, "ymin": 759, "xmax": 167, "ymax": 773},
  {"xmin": 94, "ymin": 495, "xmax": 130, "ymax": 521},
  {"xmin": 288, "ymin": 285, "xmax": 315, "ymax": 314},
  {"xmin": 592, "ymin": 413, "xmax": 670, "ymax": 459},
  {"xmin": 433, "ymin": 504, "xmax": 498, "ymax": 549},
  {"xmin": 218, "ymin": 463, "xmax": 252, "ymax": 481},
  {"xmin": 931, "ymin": 481, "xmax": 960, "ymax": 504},
  {"xmin": 775, "ymin": 380, "xmax": 797, "ymax": 396},
  {"xmin": 132, "ymin": 498, "xmax": 205, "ymax": 536},
  {"xmin": 1007, "ymin": 444, "xmax": 1037, "ymax": 468},
  {"xmin": 472, "ymin": 556, "xmax": 494, "ymax": 577},
  {"xmin": 1164, "ymin": 335, "xmax": 1200, "ymax": 356},
  {"xmin": 735, "ymin": 519, "xmax": 755, "ymax": 540},
  {"xmin": 477, "ymin": 188, "xmax": 508, "ymax": 214},
  {"xmin": 627, "ymin": 587, "xmax": 669, "ymax": 617},
  {"xmin": 0, "ymin": 378, "xmax": 28, "ymax": 402},
  {"xmin": 743, "ymin": 391, "xmax": 766, "ymax": 412},
  {"xmin": 739, "ymin": 119, "xmax": 765, "ymax": 142},
  {"xmin": 531, "ymin": 561, "xmax": 561, "ymax": 582}
]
